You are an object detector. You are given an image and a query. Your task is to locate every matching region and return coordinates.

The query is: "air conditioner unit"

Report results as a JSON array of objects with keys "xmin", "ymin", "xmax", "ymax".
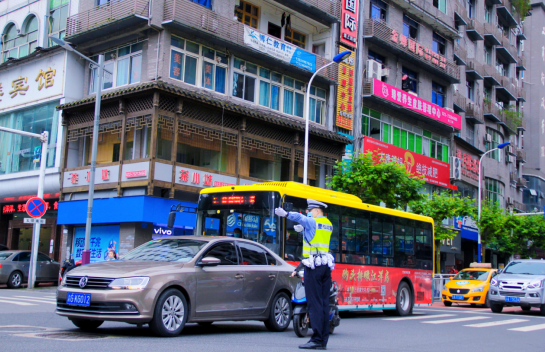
[
  {"xmin": 507, "ymin": 197, "xmax": 514, "ymax": 205},
  {"xmin": 381, "ymin": 67, "xmax": 390, "ymax": 77},
  {"xmin": 366, "ymin": 60, "xmax": 382, "ymax": 80},
  {"xmin": 446, "ymin": 107, "xmax": 454, "ymax": 112},
  {"xmin": 450, "ymin": 156, "xmax": 462, "ymax": 180},
  {"xmin": 507, "ymin": 145, "xmax": 514, "ymax": 154},
  {"xmin": 485, "ymin": 133, "xmax": 492, "ymax": 142},
  {"xmin": 408, "ymin": 91, "xmax": 418, "ymax": 97}
]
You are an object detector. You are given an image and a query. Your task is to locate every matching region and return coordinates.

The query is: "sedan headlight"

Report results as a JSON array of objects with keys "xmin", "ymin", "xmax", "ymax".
[
  {"xmin": 491, "ymin": 278, "xmax": 499, "ymax": 286},
  {"xmin": 471, "ymin": 286, "xmax": 485, "ymax": 293},
  {"xmin": 527, "ymin": 280, "xmax": 542, "ymax": 289},
  {"xmin": 109, "ymin": 277, "xmax": 150, "ymax": 290}
]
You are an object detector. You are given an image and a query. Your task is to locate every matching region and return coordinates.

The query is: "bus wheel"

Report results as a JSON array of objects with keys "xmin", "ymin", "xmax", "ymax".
[{"xmin": 395, "ymin": 282, "xmax": 413, "ymax": 316}]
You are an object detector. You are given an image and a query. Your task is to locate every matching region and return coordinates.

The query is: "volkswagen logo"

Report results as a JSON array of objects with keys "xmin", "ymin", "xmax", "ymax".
[
  {"xmin": 79, "ymin": 276, "xmax": 88, "ymax": 288},
  {"xmin": 457, "ymin": 289, "xmax": 460, "ymax": 293}
]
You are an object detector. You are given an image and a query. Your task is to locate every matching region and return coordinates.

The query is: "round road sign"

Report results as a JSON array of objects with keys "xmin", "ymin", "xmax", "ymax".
[{"xmin": 26, "ymin": 197, "xmax": 47, "ymax": 218}]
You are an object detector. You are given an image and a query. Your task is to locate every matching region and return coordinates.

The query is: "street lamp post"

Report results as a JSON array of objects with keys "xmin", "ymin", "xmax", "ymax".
[
  {"xmin": 303, "ymin": 51, "xmax": 352, "ymax": 185},
  {"xmin": 477, "ymin": 141, "xmax": 510, "ymax": 263},
  {"xmin": 49, "ymin": 36, "xmax": 105, "ymax": 265}
]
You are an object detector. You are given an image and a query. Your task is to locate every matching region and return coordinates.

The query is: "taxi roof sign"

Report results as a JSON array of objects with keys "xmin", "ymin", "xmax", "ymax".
[{"xmin": 470, "ymin": 263, "xmax": 492, "ymax": 268}]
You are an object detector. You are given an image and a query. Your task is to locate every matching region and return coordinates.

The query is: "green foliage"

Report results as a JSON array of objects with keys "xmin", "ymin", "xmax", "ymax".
[
  {"xmin": 326, "ymin": 151, "xmax": 426, "ymax": 209},
  {"xmin": 501, "ymin": 106, "xmax": 523, "ymax": 129},
  {"xmin": 512, "ymin": 0, "xmax": 531, "ymax": 21}
]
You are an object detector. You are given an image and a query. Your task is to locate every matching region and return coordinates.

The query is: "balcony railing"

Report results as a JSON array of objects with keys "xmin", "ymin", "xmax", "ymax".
[
  {"xmin": 482, "ymin": 64, "xmax": 501, "ymax": 86},
  {"xmin": 465, "ymin": 101, "xmax": 484, "ymax": 124},
  {"xmin": 513, "ymin": 200, "xmax": 526, "ymax": 211},
  {"xmin": 497, "ymin": 35, "xmax": 518, "ymax": 63},
  {"xmin": 453, "ymin": 90, "xmax": 466, "ymax": 111},
  {"xmin": 483, "ymin": 102, "xmax": 503, "ymax": 122},
  {"xmin": 483, "ymin": 22, "xmax": 501, "ymax": 46},
  {"xmin": 453, "ymin": 42, "xmax": 467, "ymax": 65},
  {"xmin": 466, "ymin": 19, "xmax": 484, "ymax": 41},
  {"xmin": 163, "ymin": 0, "xmax": 336, "ymax": 80},
  {"xmin": 497, "ymin": 76, "xmax": 517, "ymax": 101},
  {"xmin": 363, "ymin": 19, "xmax": 460, "ymax": 82},
  {"xmin": 389, "ymin": 0, "xmax": 458, "ymax": 39},
  {"xmin": 66, "ymin": 0, "xmax": 150, "ymax": 38},
  {"xmin": 516, "ymin": 85, "xmax": 526, "ymax": 101},
  {"xmin": 516, "ymin": 147, "xmax": 526, "ymax": 162},
  {"xmin": 454, "ymin": 2, "xmax": 468, "ymax": 25},
  {"xmin": 466, "ymin": 59, "xmax": 484, "ymax": 80},
  {"xmin": 517, "ymin": 55, "xmax": 526, "ymax": 69},
  {"xmin": 271, "ymin": 0, "xmax": 341, "ymax": 21}
]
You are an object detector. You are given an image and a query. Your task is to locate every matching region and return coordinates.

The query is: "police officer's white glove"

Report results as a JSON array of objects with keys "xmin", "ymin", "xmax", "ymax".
[
  {"xmin": 314, "ymin": 255, "xmax": 322, "ymax": 267},
  {"xmin": 320, "ymin": 255, "xmax": 328, "ymax": 266},
  {"xmin": 274, "ymin": 207, "xmax": 288, "ymax": 217},
  {"xmin": 294, "ymin": 225, "xmax": 304, "ymax": 233}
]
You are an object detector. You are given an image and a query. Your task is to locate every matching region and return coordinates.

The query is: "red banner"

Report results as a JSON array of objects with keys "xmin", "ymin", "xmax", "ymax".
[
  {"xmin": 363, "ymin": 136, "xmax": 455, "ymax": 190},
  {"xmin": 373, "ymin": 79, "xmax": 461, "ymax": 130},
  {"xmin": 340, "ymin": 0, "xmax": 358, "ymax": 48}
]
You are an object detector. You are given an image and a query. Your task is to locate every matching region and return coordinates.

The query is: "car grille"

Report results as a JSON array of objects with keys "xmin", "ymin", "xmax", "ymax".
[
  {"xmin": 65, "ymin": 276, "xmax": 114, "ymax": 289},
  {"xmin": 500, "ymin": 291, "xmax": 526, "ymax": 297},
  {"xmin": 499, "ymin": 281, "xmax": 525, "ymax": 290},
  {"xmin": 449, "ymin": 289, "xmax": 470, "ymax": 294},
  {"xmin": 56, "ymin": 300, "xmax": 139, "ymax": 315}
]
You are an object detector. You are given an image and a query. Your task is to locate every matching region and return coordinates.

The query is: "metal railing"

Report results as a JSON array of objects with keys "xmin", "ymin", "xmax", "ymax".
[
  {"xmin": 453, "ymin": 90, "xmax": 466, "ymax": 110},
  {"xmin": 274, "ymin": 0, "xmax": 341, "ymax": 19},
  {"xmin": 499, "ymin": 34, "xmax": 519, "ymax": 60},
  {"xmin": 433, "ymin": 274, "xmax": 454, "ymax": 300},
  {"xmin": 66, "ymin": 0, "xmax": 149, "ymax": 37},
  {"xmin": 514, "ymin": 200, "xmax": 526, "ymax": 211},
  {"xmin": 499, "ymin": 76, "xmax": 516, "ymax": 98},
  {"xmin": 363, "ymin": 19, "xmax": 460, "ymax": 81},
  {"xmin": 163, "ymin": 0, "xmax": 337, "ymax": 80},
  {"xmin": 391, "ymin": 0, "xmax": 454, "ymax": 28},
  {"xmin": 466, "ymin": 59, "xmax": 484, "ymax": 76},
  {"xmin": 466, "ymin": 101, "xmax": 484, "ymax": 123},
  {"xmin": 483, "ymin": 102, "xmax": 503, "ymax": 120},
  {"xmin": 466, "ymin": 18, "xmax": 484, "ymax": 35},
  {"xmin": 517, "ymin": 55, "xmax": 526, "ymax": 68},
  {"xmin": 482, "ymin": 64, "xmax": 501, "ymax": 84},
  {"xmin": 454, "ymin": 42, "xmax": 467, "ymax": 63},
  {"xmin": 483, "ymin": 22, "xmax": 502, "ymax": 40},
  {"xmin": 516, "ymin": 148, "xmax": 526, "ymax": 161}
]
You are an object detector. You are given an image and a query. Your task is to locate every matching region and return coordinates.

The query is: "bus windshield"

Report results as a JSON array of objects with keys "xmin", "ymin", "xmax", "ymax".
[{"xmin": 197, "ymin": 191, "xmax": 281, "ymax": 256}]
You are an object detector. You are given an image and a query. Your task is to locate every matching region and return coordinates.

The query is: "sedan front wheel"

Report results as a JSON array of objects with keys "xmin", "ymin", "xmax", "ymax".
[
  {"xmin": 149, "ymin": 288, "xmax": 188, "ymax": 337},
  {"xmin": 264, "ymin": 292, "xmax": 291, "ymax": 332}
]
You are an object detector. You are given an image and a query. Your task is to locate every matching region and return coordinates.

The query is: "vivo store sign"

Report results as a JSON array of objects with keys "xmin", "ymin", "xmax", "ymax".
[{"xmin": 0, "ymin": 52, "xmax": 65, "ymax": 110}]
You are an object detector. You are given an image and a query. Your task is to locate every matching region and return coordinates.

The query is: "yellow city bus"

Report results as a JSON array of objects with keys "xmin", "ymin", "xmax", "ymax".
[{"xmin": 196, "ymin": 182, "xmax": 434, "ymax": 315}]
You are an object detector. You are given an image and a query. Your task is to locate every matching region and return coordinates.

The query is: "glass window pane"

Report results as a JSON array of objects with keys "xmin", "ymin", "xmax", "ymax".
[
  {"xmin": 184, "ymin": 56, "xmax": 197, "ymax": 85},
  {"xmin": 171, "ymin": 36, "xmax": 184, "ymax": 49},
  {"xmin": 259, "ymin": 80, "xmax": 270, "ymax": 107},
  {"xmin": 309, "ymin": 98, "xmax": 316, "ymax": 122},
  {"xmin": 259, "ymin": 67, "xmax": 270, "ymax": 79},
  {"xmin": 284, "ymin": 76, "xmax": 294, "ymax": 87},
  {"xmin": 294, "ymin": 92, "xmax": 304, "ymax": 117},
  {"xmin": 59, "ymin": 5, "xmax": 68, "ymax": 31},
  {"xmin": 401, "ymin": 130, "xmax": 407, "ymax": 149},
  {"xmin": 18, "ymin": 44, "xmax": 28, "ymax": 58},
  {"xmin": 170, "ymin": 50, "xmax": 183, "ymax": 80},
  {"xmin": 315, "ymin": 101, "xmax": 323, "ymax": 124},
  {"xmin": 118, "ymin": 46, "xmax": 130, "ymax": 57},
  {"xmin": 202, "ymin": 61, "xmax": 214, "ymax": 90},
  {"xmin": 234, "ymin": 58, "xmax": 244, "ymax": 69},
  {"xmin": 382, "ymin": 123, "xmax": 390, "ymax": 143},
  {"xmin": 408, "ymin": 132, "xmax": 415, "ymax": 152},
  {"xmin": 295, "ymin": 80, "xmax": 304, "ymax": 90},
  {"xmin": 416, "ymin": 135, "xmax": 422, "ymax": 154},
  {"xmin": 271, "ymin": 85, "xmax": 280, "ymax": 110},
  {"xmin": 284, "ymin": 90, "xmax": 294, "ymax": 114},
  {"xmin": 233, "ymin": 73, "xmax": 244, "ymax": 98},
  {"xmin": 186, "ymin": 41, "xmax": 199, "ymax": 54},
  {"xmin": 103, "ymin": 62, "xmax": 114, "ymax": 89},
  {"xmin": 271, "ymin": 72, "xmax": 282, "ymax": 83},
  {"xmin": 244, "ymin": 76, "xmax": 255, "ymax": 102},
  {"xmin": 216, "ymin": 52, "xmax": 228, "ymax": 65},
  {"xmin": 246, "ymin": 63, "xmax": 258, "ymax": 75},
  {"xmin": 215, "ymin": 66, "xmax": 226, "ymax": 93},
  {"xmin": 130, "ymin": 55, "xmax": 142, "ymax": 83},
  {"xmin": 202, "ymin": 47, "xmax": 214, "ymax": 60},
  {"xmin": 116, "ymin": 57, "xmax": 130, "ymax": 86}
]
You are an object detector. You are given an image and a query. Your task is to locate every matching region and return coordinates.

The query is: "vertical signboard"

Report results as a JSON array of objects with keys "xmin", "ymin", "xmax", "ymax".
[
  {"xmin": 336, "ymin": 46, "xmax": 355, "ymax": 131},
  {"xmin": 340, "ymin": 0, "xmax": 358, "ymax": 49}
]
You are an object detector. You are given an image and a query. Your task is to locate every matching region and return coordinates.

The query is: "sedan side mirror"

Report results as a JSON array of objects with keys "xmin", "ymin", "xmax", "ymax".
[{"xmin": 198, "ymin": 256, "xmax": 221, "ymax": 267}]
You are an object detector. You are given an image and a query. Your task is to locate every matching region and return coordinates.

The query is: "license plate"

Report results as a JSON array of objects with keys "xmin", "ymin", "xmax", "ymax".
[
  {"xmin": 66, "ymin": 292, "xmax": 91, "ymax": 307},
  {"xmin": 452, "ymin": 294, "xmax": 465, "ymax": 300},
  {"xmin": 505, "ymin": 296, "xmax": 521, "ymax": 303}
]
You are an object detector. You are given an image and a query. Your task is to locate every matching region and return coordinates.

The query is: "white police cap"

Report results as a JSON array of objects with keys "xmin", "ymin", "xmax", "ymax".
[{"xmin": 307, "ymin": 199, "xmax": 328, "ymax": 210}]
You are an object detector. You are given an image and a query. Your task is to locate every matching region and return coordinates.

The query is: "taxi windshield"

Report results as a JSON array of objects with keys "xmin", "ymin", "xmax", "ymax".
[{"xmin": 453, "ymin": 270, "xmax": 489, "ymax": 281}]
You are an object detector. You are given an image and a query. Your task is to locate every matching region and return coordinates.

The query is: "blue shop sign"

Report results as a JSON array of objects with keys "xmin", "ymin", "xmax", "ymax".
[{"xmin": 454, "ymin": 216, "xmax": 479, "ymax": 241}]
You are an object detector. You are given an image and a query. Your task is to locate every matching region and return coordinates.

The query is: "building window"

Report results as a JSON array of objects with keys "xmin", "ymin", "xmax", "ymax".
[
  {"xmin": 466, "ymin": 123, "xmax": 475, "ymax": 146},
  {"xmin": 91, "ymin": 42, "xmax": 143, "ymax": 93},
  {"xmin": 485, "ymin": 127, "xmax": 504, "ymax": 162},
  {"xmin": 403, "ymin": 15, "xmax": 418, "ymax": 40},
  {"xmin": 485, "ymin": 178, "xmax": 504, "ymax": 207},
  {"xmin": 432, "ymin": 82, "xmax": 445, "ymax": 107},
  {"xmin": 235, "ymin": 1, "xmax": 259, "ymax": 29},
  {"xmin": 485, "ymin": 5, "xmax": 493, "ymax": 23},
  {"xmin": 285, "ymin": 28, "xmax": 306, "ymax": 49},
  {"xmin": 432, "ymin": 33, "xmax": 446, "ymax": 55},
  {"xmin": 455, "ymin": 183, "xmax": 477, "ymax": 202},
  {"xmin": 2, "ymin": 17, "xmax": 38, "ymax": 62},
  {"xmin": 484, "ymin": 45, "xmax": 492, "ymax": 65},
  {"xmin": 169, "ymin": 36, "xmax": 228, "ymax": 94},
  {"xmin": 496, "ymin": 59, "xmax": 508, "ymax": 77},
  {"xmin": 433, "ymin": 0, "xmax": 447, "ymax": 14},
  {"xmin": 312, "ymin": 43, "xmax": 326, "ymax": 56},
  {"xmin": 467, "ymin": 0, "xmax": 475, "ymax": 18},
  {"xmin": 189, "ymin": 0, "xmax": 211, "ymax": 8},
  {"xmin": 370, "ymin": 0, "xmax": 387, "ymax": 20},
  {"xmin": 49, "ymin": 0, "xmax": 69, "ymax": 46},
  {"xmin": 402, "ymin": 67, "xmax": 418, "ymax": 93},
  {"xmin": 466, "ymin": 80, "xmax": 474, "ymax": 101},
  {"xmin": 268, "ymin": 22, "xmax": 281, "ymax": 39}
]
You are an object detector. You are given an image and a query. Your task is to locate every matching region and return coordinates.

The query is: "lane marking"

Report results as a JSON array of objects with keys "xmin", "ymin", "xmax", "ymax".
[
  {"xmin": 6, "ymin": 298, "xmax": 56, "ymax": 305},
  {"xmin": 509, "ymin": 323, "xmax": 545, "ymax": 332},
  {"xmin": 14, "ymin": 296, "xmax": 56, "ymax": 301},
  {"xmin": 0, "ymin": 299, "xmax": 36, "ymax": 306},
  {"xmin": 464, "ymin": 319, "xmax": 528, "ymax": 327},
  {"xmin": 384, "ymin": 314, "xmax": 456, "ymax": 321},
  {"xmin": 422, "ymin": 316, "xmax": 490, "ymax": 324}
]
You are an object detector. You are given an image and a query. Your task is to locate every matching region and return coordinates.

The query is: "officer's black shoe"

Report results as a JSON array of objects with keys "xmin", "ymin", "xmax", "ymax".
[{"xmin": 298, "ymin": 341, "xmax": 326, "ymax": 350}]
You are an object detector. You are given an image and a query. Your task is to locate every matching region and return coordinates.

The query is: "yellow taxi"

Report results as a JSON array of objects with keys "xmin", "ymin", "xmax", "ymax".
[{"xmin": 441, "ymin": 263, "xmax": 497, "ymax": 307}]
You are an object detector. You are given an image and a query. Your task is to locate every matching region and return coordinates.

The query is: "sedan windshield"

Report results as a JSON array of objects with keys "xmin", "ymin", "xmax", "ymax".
[
  {"xmin": 503, "ymin": 262, "xmax": 545, "ymax": 275},
  {"xmin": 453, "ymin": 270, "xmax": 489, "ymax": 281},
  {"xmin": 0, "ymin": 252, "xmax": 12, "ymax": 260},
  {"xmin": 122, "ymin": 239, "xmax": 207, "ymax": 262}
]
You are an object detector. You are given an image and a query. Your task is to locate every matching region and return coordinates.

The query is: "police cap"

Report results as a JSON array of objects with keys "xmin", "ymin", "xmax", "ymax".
[{"xmin": 307, "ymin": 199, "xmax": 328, "ymax": 210}]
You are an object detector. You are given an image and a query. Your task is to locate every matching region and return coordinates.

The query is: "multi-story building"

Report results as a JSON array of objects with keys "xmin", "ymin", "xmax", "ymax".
[
  {"xmin": 522, "ymin": 0, "xmax": 545, "ymax": 213},
  {"xmin": 0, "ymin": 0, "xmax": 85, "ymax": 260},
  {"xmin": 55, "ymin": 0, "xmax": 350, "ymax": 260},
  {"xmin": 357, "ymin": 0, "xmax": 525, "ymax": 270}
]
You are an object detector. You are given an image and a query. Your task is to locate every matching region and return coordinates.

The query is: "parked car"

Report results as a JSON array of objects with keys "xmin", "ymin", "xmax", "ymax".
[
  {"xmin": 441, "ymin": 264, "xmax": 497, "ymax": 308},
  {"xmin": 0, "ymin": 244, "xmax": 9, "ymax": 251},
  {"xmin": 0, "ymin": 250, "xmax": 60, "ymax": 288},
  {"xmin": 56, "ymin": 236, "xmax": 298, "ymax": 337},
  {"xmin": 488, "ymin": 259, "xmax": 545, "ymax": 314}
]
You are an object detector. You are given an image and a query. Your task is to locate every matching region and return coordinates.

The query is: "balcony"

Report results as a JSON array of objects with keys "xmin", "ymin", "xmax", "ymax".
[
  {"xmin": 454, "ymin": 2, "xmax": 468, "ymax": 26},
  {"xmin": 453, "ymin": 42, "xmax": 467, "ymax": 65},
  {"xmin": 389, "ymin": 0, "xmax": 458, "ymax": 39},
  {"xmin": 482, "ymin": 64, "xmax": 501, "ymax": 86},
  {"xmin": 65, "ymin": 0, "xmax": 150, "ymax": 44},
  {"xmin": 496, "ymin": 76, "xmax": 517, "ymax": 101},
  {"xmin": 465, "ymin": 101, "xmax": 484, "ymax": 124},
  {"xmin": 162, "ymin": 0, "xmax": 337, "ymax": 81},
  {"xmin": 466, "ymin": 60, "xmax": 483, "ymax": 80},
  {"xmin": 516, "ymin": 85, "xmax": 526, "ymax": 102},
  {"xmin": 497, "ymin": 5, "xmax": 518, "ymax": 27},
  {"xmin": 517, "ymin": 178, "xmax": 528, "ymax": 190},
  {"xmin": 515, "ymin": 26, "xmax": 527, "ymax": 40},
  {"xmin": 513, "ymin": 200, "xmax": 526, "ymax": 212},
  {"xmin": 496, "ymin": 35, "xmax": 518, "ymax": 64},
  {"xmin": 466, "ymin": 19, "xmax": 484, "ymax": 41},
  {"xmin": 270, "ymin": 0, "xmax": 340, "ymax": 25},
  {"xmin": 363, "ymin": 19, "xmax": 460, "ymax": 83},
  {"xmin": 516, "ymin": 147, "xmax": 526, "ymax": 163},
  {"xmin": 483, "ymin": 102, "xmax": 503, "ymax": 122},
  {"xmin": 517, "ymin": 56, "xmax": 526, "ymax": 71},
  {"xmin": 453, "ymin": 90, "xmax": 466, "ymax": 112},
  {"xmin": 483, "ymin": 22, "xmax": 501, "ymax": 46}
]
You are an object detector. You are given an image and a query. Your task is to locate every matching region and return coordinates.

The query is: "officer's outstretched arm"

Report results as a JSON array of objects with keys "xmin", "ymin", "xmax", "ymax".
[{"xmin": 286, "ymin": 212, "xmax": 314, "ymax": 228}]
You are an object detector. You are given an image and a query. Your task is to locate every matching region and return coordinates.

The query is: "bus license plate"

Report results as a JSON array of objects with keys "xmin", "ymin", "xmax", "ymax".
[
  {"xmin": 66, "ymin": 292, "xmax": 91, "ymax": 307},
  {"xmin": 452, "ymin": 294, "xmax": 464, "ymax": 300},
  {"xmin": 505, "ymin": 296, "xmax": 520, "ymax": 303}
]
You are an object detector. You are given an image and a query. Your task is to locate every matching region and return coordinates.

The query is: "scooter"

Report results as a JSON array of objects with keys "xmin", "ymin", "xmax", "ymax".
[{"xmin": 292, "ymin": 270, "xmax": 341, "ymax": 337}]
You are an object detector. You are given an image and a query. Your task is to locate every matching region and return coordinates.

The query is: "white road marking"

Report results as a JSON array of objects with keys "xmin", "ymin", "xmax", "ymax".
[
  {"xmin": 384, "ymin": 314, "xmax": 456, "ymax": 321},
  {"xmin": 464, "ymin": 319, "xmax": 528, "ymax": 327},
  {"xmin": 422, "ymin": 316, "xmax": 490, "ymax": 324},
  {"xmin": 5, "ymin": 297, "xmax": 56, "ymax": 305},
  {"xmin": 14, "ymin": 296, "xmax": 56, "ymax": 301},
  {"xmin": 0, "ymin": 299, "xmax": 36, "ymax": 306},
  {"xmin": 509, "ymin": 323, "xmax": 545, "ymax": 332}
]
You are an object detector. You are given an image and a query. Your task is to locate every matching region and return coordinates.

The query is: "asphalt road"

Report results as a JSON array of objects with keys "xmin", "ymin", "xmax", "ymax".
[{"xmin": 1, "ymin": 286, "xmax": 545, "ymax": 352}]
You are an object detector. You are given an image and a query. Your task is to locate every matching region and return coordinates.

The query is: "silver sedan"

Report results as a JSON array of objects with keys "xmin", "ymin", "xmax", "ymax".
[{"xmin": 0, "ymin": 250, "xmax": 60, "ymax": 288}]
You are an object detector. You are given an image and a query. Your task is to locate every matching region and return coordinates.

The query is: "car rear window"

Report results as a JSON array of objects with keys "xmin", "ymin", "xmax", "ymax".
[
  {"xmin": 122, "ymin": 239, "xmax": 207, "ymax": 262},
  {"xmin": 0, "ymin": 252, "xmax": 13, "ymax": 260}
]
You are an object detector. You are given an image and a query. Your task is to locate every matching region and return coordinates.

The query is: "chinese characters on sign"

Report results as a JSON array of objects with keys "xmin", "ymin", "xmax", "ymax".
[
  {"xmin": 341, "ymin": 0, "xmax": 359, "ymax": 48},
  {"xmin": 125, "ymin": 170, "xmax": 147, "ymax": 178},
  {"xmin": 336, "ymin": 46, "xmax": 355, "ymax": 131},
  {"xmin": 179, "ymin": 168, "xmax": 235, "ymax": 188},
  {"xmin": 391, "ymin": 30, "xmax": 448, "ymax": 70},
  {"xmin": 2, "ymin": 201, "xmax": 59, "ymax": 214},
  {"xmin": 3, "ymin": 68, "xmax": 56, "ymax": 101},
  {"xmin": 36, "ymin": 68, "xmax": 56, "ymax": 90},
  {"xmin": 342, "ymin": 268, "xmax": 390, "ymax": 283},
  {"xmin": 373, "ymin": 79, "xmax": 462, "ymax": 130},
  {"xmin": 456, "ymin": 149, "xmax": 479, "ymax": 181}
]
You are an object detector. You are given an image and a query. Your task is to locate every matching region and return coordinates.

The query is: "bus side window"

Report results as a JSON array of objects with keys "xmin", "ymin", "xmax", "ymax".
[
  {"xmin": 341, "ymin": 208, "xmax": 369, "ymax": 265},
  {"xmin": 371, "ymin": 214, "xmax": 383, "ymax": 265},
  {"xmin": 415, "ymin": 222, "xmax": 433, "ymax": 270},
  {"xmin": 327, "ymin": 205, "xmax": 341, "ymax": 260},
  {"xmin": 283, "ymin": 196, "xmax": 309, "ymax": 261},
  {"xmin": 383, "ymin": 216, "xmax": 394, "ymax": 260}
]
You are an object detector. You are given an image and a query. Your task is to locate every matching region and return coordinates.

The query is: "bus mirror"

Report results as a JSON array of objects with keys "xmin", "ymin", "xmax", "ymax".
[
  {"xmin": 283, "ymin": 202, "xmax": 293, "ymax": 212},
  {"xmin": 167, "ymin": 211, "xmax": 176, "ymax": 228}
]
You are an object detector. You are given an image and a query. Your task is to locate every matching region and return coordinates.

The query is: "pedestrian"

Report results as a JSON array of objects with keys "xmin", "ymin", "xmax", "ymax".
[{"xmin": 275, "ymin": 199, "xmax": 334, "ymax": 350}]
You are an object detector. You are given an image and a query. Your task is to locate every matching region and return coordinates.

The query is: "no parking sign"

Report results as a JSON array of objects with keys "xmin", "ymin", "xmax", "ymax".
[{"xmin": 25, "ymin": 197, "xmax": 47, "ymax": 218}]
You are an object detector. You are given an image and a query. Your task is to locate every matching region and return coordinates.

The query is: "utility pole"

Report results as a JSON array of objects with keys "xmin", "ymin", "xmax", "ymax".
[{"xmin": 352, "ymin": 0, "xmax": 365, "ymax": 156}]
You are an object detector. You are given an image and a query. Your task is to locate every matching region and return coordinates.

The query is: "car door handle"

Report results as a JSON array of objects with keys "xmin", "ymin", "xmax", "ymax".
[{"xmin": 235, "ymin": 274, "xmax": 244, "ymax": 279}]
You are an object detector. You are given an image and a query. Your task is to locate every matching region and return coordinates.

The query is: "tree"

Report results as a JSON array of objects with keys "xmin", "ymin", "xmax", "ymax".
[
  {"xmin": 409, "ymin": 192, "xmax": 476, "ymax": 273},
  {"xmin": 327, "ymin": 151, "xmax": 426, "ymax": 209}
]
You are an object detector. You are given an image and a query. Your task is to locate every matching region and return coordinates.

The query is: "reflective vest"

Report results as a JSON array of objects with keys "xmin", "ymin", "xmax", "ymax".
[{"xmin": 302, "ymin": 216, "xmax": 333, "ymax": 258}]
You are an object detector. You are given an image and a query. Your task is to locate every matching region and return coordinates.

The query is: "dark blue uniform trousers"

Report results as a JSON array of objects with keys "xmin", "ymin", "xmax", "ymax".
[{"xmin": 304, "ymin": 264, "xmax": 332, "ymax": 346}]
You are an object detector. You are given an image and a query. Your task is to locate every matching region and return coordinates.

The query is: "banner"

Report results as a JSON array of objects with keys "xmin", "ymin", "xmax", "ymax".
[
  {"xmin": 336, "ymin": 46, "xmax": 355, "ymax": 130},
  {"xmin": 363, "ymin": 136, "xmax": 454, "ymax": 190},
  {"xmin": 73, "ymin": 225, "xmax": 120, "ymax": 263},
  {"xmin": 340, "ymin": 0, "xmax": 358, "ymax": 48},
  {"xmin": 454, "ymin": 216, "xmax": 479, "ymax": 241},
  {"xmin": 243, "ymin": 26, "xmax": 316, "ymax": 72},
  {"xmin": 372, "ymin": 79, "xmax": 461, "ymax": 130}
]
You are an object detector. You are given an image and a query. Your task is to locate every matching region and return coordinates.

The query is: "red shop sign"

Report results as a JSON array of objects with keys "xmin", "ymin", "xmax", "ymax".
[
  {"xmin": 340, "ymin": 0, "xmax": 358, "ymax": 48},
  {"xmin": 363, "ymin": 136, "xmax": 456, "ymax": 190}
]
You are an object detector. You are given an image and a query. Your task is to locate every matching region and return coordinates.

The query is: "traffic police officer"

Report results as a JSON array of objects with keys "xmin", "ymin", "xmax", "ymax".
[{"xmin": 275, "ymin": 199, "xmax": 333, "ymax": 350}]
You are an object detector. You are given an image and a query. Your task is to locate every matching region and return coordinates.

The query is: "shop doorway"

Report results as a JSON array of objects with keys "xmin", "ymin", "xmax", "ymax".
[{"xmin": 7, "ymin": 219, "xmax": 59, "ymax": 261}]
